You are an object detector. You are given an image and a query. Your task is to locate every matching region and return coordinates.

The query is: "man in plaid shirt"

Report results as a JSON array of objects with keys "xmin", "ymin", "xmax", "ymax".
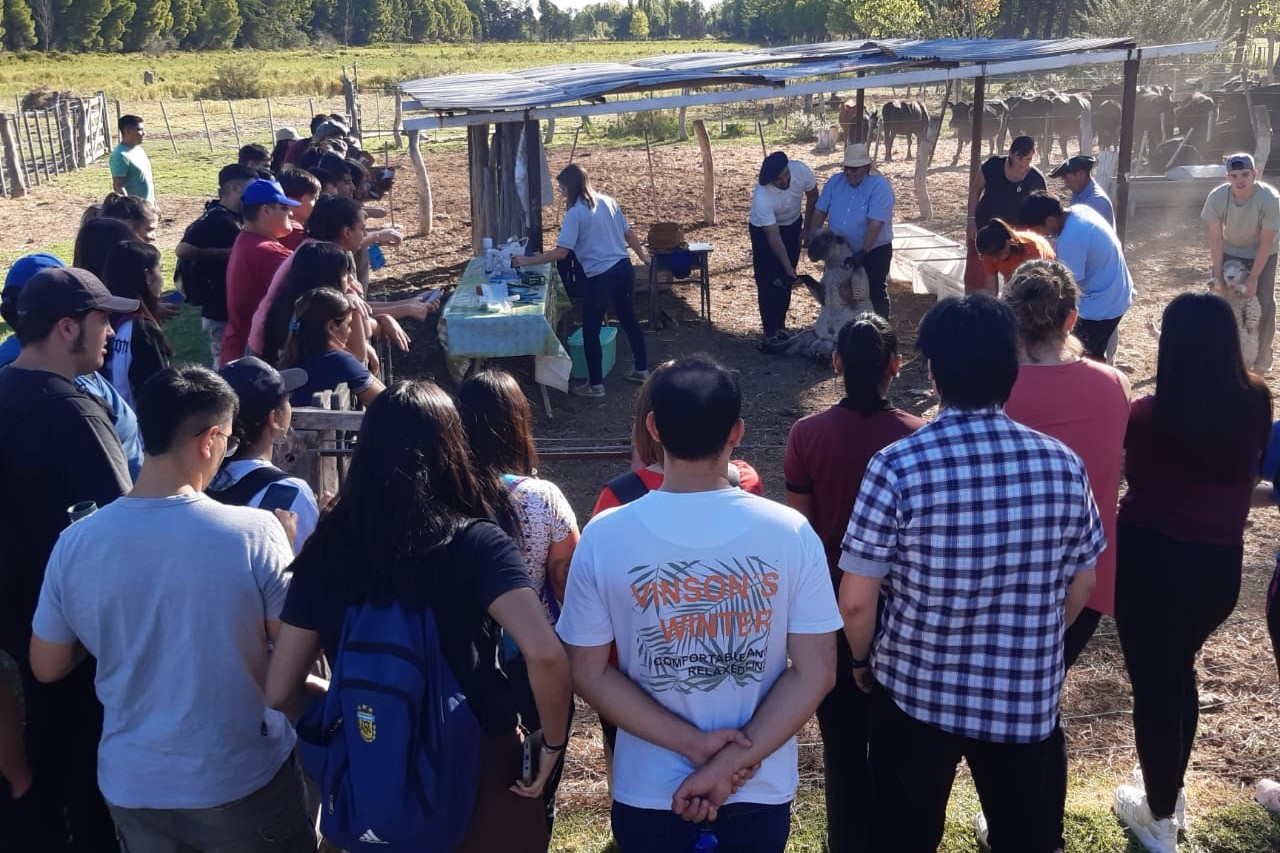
[{"xmin": 837, "ymin": 294, "xmax": 1103, "ymax": 853}]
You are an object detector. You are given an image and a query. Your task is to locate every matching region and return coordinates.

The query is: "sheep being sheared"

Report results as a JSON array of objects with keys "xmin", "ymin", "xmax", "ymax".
[
  {"xmin": 1216, "ymin": 257, "xmax": 1261, "ymax": 368},
  {"xmin": 774, "ymin": 228, "xmax": 876, "ymax": 359}
]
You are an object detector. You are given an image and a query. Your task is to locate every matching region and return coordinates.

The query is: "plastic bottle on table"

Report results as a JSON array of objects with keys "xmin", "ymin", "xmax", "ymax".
[{"xmin": 483, "ymin": 237, "xmax": 499, "ymax": 275}]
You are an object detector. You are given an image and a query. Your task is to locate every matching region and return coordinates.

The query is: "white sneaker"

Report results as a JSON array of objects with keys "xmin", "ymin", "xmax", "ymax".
[
  {"xmin": 1114, "ymin": 784, "xmax": 1179, "ymax": 853},
  {"xmin": 1256, "ymin": 778, "xmax": 1280, "ymax": 813},
  {"xmin": 973, "ymin": 811, "xmax": 990, "ymax": 853},
  {"xmin": 571, "ymin": 382, "xmax": 605, "ymax": 398},
  {"xmin": 1131, "ymin": 764, "xmax": 1187, "ymax": 829}
]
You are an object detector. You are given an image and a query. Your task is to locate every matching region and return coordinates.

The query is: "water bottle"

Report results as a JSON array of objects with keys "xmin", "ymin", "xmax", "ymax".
[
  {"xmin": 482, "ymin": 237, "xmax": 497, "ymax": 274},
  {"xmin": 693, "ymin": 823, "xmax": 719, "ymax": 851},
  {"xmin": 67, "ymin": 501, "xmax": 98, "ymax": 523}
]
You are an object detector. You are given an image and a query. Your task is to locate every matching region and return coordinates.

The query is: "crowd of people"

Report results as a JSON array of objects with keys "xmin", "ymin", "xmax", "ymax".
[{"xmin": 0, "ymin": 109, "xmax": 1279, "ymax": 853}]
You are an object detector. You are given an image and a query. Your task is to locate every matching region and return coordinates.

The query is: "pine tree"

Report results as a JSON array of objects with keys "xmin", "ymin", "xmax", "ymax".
[
  {"xmin": 191, "ymin": 0, "xmax": 240, "ymax": 47},
  {"xmin": 353, "ymin": 0, "xmax": 394, "ymax": 43},
  {"xmin": 124, "ymin": 0, "xmax": 174, "ymax": 51},
  {"xmin": 4, "ymin": 0, "xmax": 36, "ymax": 49},
  {"xmin": 58, "ymin": 0, "xmax": 110, "ymax": 50},
  {"xmin": 1083, "ymin": 0, "xmax": 1228, "ymax": 43},
  {"xmin": 170, "ymin": 0, "xmax": 200, "ymax": 43},
  {"xmin": 99, "ymin": 0, "xmax": 137, "ymax": 50}
]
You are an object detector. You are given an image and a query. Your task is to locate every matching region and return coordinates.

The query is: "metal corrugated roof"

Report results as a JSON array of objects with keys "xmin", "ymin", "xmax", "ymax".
[{"xmin": 399, "ymin": 37, "xmax": 1138, "ymax": 114}]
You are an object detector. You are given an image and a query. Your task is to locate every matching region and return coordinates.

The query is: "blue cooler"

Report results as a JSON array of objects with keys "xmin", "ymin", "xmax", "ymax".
[{"xmin": 568, "ymin": 326, "xmax": 617, "ymax": 380}]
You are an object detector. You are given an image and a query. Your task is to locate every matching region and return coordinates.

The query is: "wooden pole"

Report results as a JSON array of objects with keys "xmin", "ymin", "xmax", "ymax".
[
  {"xmin": 407, "ymin": 129, "xmax": 432, "ymax": 239},
  {"xmin": 21, "ymin": 108, "xmax": 41, "ymax": 185},
  {"xmin": 692, "ymin": 119, "xmax": 715, "ymax": 225},
  {"xmin": 644, "ymin": 129, "xmax": 656, "ymax": 190},
  {"xmin": 374, "ymin": 93, "xmax": 382, "ymax": 142},
  {"xmin": 467, "ymin": 124, "xmax": 491, "ymax": 253},
  {"xmin": 197, "ymin": 99, "xmax": 213, "ymax": 152},
  {"xmin": 854, "ymin": 73, "xmax": 866, "ymax": 143},
  {"xmin": 525, "ymin": 119, "xmax": 544, "ymax": 253},
  {"xmin": 99, "ymin": 92, "xmax": 111, "ymax": 153},
  {"xmin": 158, "ymin": 100, "xmax": 178, "ymax": 154},
  {"xmin": 392, "ymin": 95, "xmax": 403, "ymax": 149},
  {"xmin": 42, "ymin": 108, "xmax": 59, "ymax": 174},
  {"xmin": 308, "ymin": 97, "xmax": 316, "ymax": 122},
  {"xmin": 266, "ymin": 97, "xmax": 276, "ymax": 140},
  {"xmin": 968, "ymin": 75, "xmax": 986, "ymax": 196},
  {"xmin": 1115, "ymin": 57, "xmax": 1140, "ymax": 245},
  {"xmin": 543, "ymin": 117, "xmax": 555, "ymax": 146},
  {"xmin": 0, "ymin": 115, "xmax": 27, "ymax": 198},
  {"xmin": 227, "ymin": 100, "xmax": 241, "ymax": 148},
  {"xmin": 756, "ymin": 120, "xmax": 766, "ymax": 157},
  {"xmin": 569, "ymin": 126, "xmax": 581, "ymax": 163}
]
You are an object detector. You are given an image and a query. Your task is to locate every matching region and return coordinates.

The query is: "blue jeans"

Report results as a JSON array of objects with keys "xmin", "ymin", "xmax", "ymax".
[
  {"xmin": 581, "ymin": 258, "xmax": 647, "ymax": 385},
  {"xmin": 611, "ymin": 799, "xmax": 791, "ymax": 853}
]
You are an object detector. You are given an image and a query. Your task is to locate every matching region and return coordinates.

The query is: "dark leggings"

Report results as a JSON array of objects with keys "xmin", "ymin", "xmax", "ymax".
[
  {"xmin": 748, "ymin": 220, "xmax": 801, "ymax": 337},
  {"xmin": 581, "ymin": 258, "xmax": 647, "ymax": 385},
  {"xmin": 1115, "ymin": 523, "xmax": 1241, "ymax": 819},
  {"xmin": 815, "ymin": 635, "xmax": 873, "ymax": 853},
  {"xmin": 1043, "ymin": 606, "xmax": 1103, "ymax": 850}
]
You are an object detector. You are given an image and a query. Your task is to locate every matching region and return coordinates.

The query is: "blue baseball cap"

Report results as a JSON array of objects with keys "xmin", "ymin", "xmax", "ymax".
[
  {"xmin": 240, "ymin": 179, "xmax": 301, "ymax": 207},
  {"xmin": 2, "ymin": 253, "xmax": 65, "ymax": 315}
]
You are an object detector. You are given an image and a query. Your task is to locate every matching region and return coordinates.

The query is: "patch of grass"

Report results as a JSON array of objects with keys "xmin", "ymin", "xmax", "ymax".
[
  {"xmin": 549, "ymin": 779, "xmax": 1280, "ymax": 852},
  {"xmin": 0, "ymin": 42, "xmax": 757, "ymax": 101}
]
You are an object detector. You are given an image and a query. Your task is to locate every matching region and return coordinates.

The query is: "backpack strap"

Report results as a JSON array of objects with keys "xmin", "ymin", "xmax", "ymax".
[
  {"xmin": 207, "ymin": 465, "xmax": 290, "ymax": 506},
  {"xmin": 605, "ymin": 470, "xmax": 650, "ymax": 506}
]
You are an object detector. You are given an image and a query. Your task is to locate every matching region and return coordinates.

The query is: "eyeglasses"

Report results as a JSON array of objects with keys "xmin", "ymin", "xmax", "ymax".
[{"xmin": 199, "ymin": 425, "xmax": 241, "ymax": 459}]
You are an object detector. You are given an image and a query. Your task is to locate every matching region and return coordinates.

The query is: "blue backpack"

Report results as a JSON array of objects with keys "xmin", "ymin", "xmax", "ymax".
[{"xmin": 296, "ymin": 597, "xmax": 482, "ymax": 851}]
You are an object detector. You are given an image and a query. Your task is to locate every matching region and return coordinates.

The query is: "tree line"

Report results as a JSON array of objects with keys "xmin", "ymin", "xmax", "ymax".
[{"xmin": 0, "ymin": 0, "xmax": 1265, "ymax": 56}]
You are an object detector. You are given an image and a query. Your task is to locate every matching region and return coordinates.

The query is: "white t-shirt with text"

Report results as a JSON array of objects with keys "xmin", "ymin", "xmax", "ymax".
[{"xmin": 556, "ymin": 487, "xmax": 842, "ymax": 810}]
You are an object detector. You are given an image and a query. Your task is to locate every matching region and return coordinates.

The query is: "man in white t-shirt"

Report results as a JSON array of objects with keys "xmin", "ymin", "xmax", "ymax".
[
  {"xmin": 29, "ymin": 365, "xmax": 314, "ymax": 852},
  {"xmin": 749, "ymin": 151, "xmax": 819, "ymax": 346},
  {"xmin": 557, "ymin": 357, "xmax": 841, "ymax": 852}
]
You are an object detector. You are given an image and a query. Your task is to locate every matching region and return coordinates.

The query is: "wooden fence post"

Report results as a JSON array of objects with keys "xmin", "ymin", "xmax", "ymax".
[
  {"xmin": 74, "ymin": 97, "xmax": 89, "ymax": 169},
  {"xmin": 227, "ymin": 101, "xmax": 241, "ymax": 148},
  {"xmin": 158, "ymin": 100, "xmax": 178, "ymax": 154},
  {"xmin": 98, "ymin": 92, "xmax": 111, "ymax": 151},
  {"xmin": 1, "ymin": 115, "xmax": 28, "ymax": 198},
  {"xmin": 197, "ymin": 99, "xmax": 213, "ymax": 152},
  {"xmin": 266, "ymin": 97, "xmax": 276, "ymax": 140},
  {"xmin": 59, "ymin": 99, "xmax": 76, "ymax": 170},
  {"xmin": 392, "ymin": 95, "xmax": 403, "ymax": 149},
  {"xmin": 407, "ymin": 128, "xmax": 433, "ymax": 239},
  {"xmin": 692, "ymin": 119, "xmax": 715, "ymax": 225}
]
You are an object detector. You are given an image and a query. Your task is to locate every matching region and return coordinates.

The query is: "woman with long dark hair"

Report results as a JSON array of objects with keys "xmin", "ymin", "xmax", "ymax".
[
  {"xmin": 783, "ymin": 314, "xmax": 924, "ymax": 853},
  {"xmin": 513, "ymin": 164, "xmax": 650, "ymax": 398},
  {"xmin": 457, "ymin": 369, "xmax": 578, "ymax": 833},
  {"xmin": 964, "ymin": 135, "xmax": 1046, "ymax": 295},
  {"xmin": 256, "ymin": 241, "xmax": 354, "ymax": 365},
  {"xmin": 997, "ymin": 260, "xmax": 1129, "ymax": 852},
  {"xmin": 265, "ymin": 380, "xmax": 570, "ymax": 853},
  {"xmin": 1113, "ymin": 292, "xmax": 1272, "ymax": 852},
  {"xmin": 73, "ymin": 216, "xmax": 138, "ymax": 282},
  {"xmin": 280, "ymin": 288, "xmax": 384, "ymax": 408},
  {"xmin": 101, "ymin": 240, "xmax": 172, "ymax": 407}
]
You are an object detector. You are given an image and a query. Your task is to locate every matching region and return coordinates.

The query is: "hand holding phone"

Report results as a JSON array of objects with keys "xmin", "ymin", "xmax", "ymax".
[{"xmin": 520, "ymin": 728, "xmax": 543, "ymax": 786}]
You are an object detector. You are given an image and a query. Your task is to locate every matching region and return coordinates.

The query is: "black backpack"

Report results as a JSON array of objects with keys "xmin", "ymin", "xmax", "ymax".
[{"xmin": 207, "ymin": 466, "xmax": 290, "ymax": 506}]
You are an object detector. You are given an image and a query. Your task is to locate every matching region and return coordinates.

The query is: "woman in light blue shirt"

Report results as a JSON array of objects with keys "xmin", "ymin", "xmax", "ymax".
[{"xmin": 515, "ymin": 165, "xmax": 650, "ymax": 398}]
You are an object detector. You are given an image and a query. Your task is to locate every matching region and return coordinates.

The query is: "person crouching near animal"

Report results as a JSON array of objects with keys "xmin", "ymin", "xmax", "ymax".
[
  {"xmin": 808, "ymin": 144, "xmax": 895, "ymax": 317},
  {"xmin": 749, "ymin": 151, "xmax": 818, "ymax": 348},
  {"xmin": 1021, "ymin": 192, "xmax": 1134, "ymax": 363},
  {"xmin": 974, "ymin": 217, "xmax": 1055, "ymax": 296},
  {"xmin": 514, "ymin": 164, "xmax": 650, "ymax": 398},
  {"xmin": 964, "ymin": 136, "xmax": 1047, "ymax": 294},
  {"xmin": 783, "ymin": 315, "xmax": 923, "ymax": 853},
  {"xmin": 1203, "ymin": 152, "xmax": 1280, "ymax": 374}
]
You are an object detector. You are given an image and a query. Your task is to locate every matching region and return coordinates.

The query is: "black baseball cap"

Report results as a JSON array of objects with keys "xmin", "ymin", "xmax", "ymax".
[
  {"xmin": 1048, "ymin": 155, "xmax": 1097, "ymax": 178},
  {"xmin": 218, "ymin": 356, "xmax": 308, "ymax": 415},
  {"xmin": 17, "ymin": 267, "xmax": 138, "ymax": 328}
]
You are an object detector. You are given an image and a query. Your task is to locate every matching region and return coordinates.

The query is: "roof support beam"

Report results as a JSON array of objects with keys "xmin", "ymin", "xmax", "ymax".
[{"xmin": 403, "ymin": 41, "xmax": 1217, "ymax": 131}]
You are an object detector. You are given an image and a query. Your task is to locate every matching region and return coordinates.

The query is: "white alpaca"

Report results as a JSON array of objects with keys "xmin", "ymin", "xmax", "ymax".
[
  {"xmin": 1219, "ymin": 258, "xmax": 1261, "ymax": 368},
  {"xmin": 775, "ymin": 228, "xmax": 877, "ymax": 360}
]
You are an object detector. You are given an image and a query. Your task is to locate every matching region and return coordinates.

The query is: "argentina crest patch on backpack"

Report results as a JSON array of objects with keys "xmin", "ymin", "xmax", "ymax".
[{"xmin": 297, "ymin": 599, "xmax": 482, "ymax": 851}]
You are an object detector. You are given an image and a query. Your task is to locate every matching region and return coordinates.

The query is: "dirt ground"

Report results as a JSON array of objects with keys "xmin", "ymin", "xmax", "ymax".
[{"xmin": 6, "ymin": 132, "xmax": 1279, "ymax": 811}]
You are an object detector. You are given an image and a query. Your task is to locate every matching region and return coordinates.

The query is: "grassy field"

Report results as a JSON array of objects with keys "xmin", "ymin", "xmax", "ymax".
[{"xmin": 0, "ymin": 40, "xmax": 756, "ymax": 101}]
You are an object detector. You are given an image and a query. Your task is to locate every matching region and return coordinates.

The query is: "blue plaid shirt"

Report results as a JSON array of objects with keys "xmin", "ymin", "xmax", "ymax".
[{"xmin": 839, "ymin": 406, "xmax": 1105, "ymax": 743}]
